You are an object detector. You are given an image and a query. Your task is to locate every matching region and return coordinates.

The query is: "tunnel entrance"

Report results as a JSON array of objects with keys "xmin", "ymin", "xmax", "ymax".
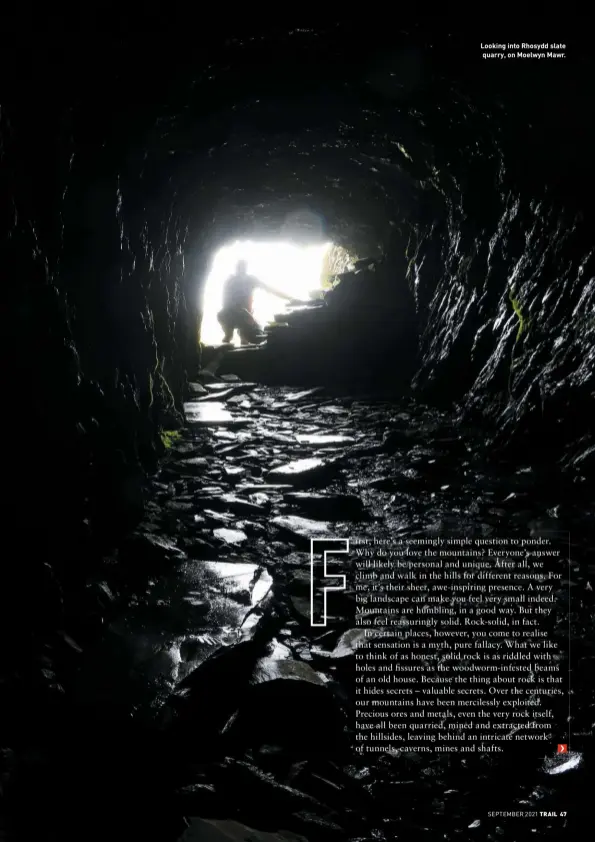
[{"xmin": 200, "ymin": 239, "xmax": 332, "ymax": 346}]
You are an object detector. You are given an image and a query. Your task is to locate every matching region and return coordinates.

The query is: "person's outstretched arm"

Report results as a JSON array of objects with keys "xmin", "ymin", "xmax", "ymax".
[{"xmin": 256, "ymin": 280, "xmax": 306, "ymax": 302}]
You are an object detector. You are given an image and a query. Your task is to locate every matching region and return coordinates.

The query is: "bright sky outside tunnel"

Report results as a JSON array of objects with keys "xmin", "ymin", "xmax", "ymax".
[{"xmin": 200, "ymin": 240, "xmax": 331, "ymax": 346}]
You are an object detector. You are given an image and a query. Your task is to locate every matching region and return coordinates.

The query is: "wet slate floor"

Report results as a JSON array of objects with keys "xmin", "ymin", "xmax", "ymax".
[{"xmin": 12, "ymin": 378, "xmax": 593, "ymax": 842}]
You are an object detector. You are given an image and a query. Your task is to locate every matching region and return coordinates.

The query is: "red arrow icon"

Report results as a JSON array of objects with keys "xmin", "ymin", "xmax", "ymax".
[{"xmin": 557, "ymin": 744, "xmax": 568, "ymax": 754}]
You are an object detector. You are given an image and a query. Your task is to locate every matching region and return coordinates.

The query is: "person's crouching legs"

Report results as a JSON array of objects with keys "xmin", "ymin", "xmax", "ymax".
[{"xmin": 217, "ymin": 308, "xmax": 235, "ymax": 343}]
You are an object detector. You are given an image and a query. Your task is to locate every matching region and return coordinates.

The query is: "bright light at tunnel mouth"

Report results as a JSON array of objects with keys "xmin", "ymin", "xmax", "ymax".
[{"xmin": 200, "ymin": 240, "xmax": 331, "ymax": 346}]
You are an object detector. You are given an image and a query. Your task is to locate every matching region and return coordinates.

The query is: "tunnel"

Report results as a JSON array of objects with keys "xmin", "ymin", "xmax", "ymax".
[{"xmin": 1, "ymin": 18, "xmax": 594, "ymax": 842}]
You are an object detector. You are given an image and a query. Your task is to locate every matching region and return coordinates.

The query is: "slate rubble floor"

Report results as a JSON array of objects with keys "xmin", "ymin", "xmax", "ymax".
[{"xmin": 71, "ymin": 379, "xmax": 593, "ymax": 841}]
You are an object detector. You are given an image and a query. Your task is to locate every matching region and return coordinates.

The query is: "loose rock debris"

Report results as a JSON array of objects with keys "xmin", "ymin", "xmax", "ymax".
[{"xmin": 58, "ymin": 381, "xmax": 594, "ymax": 840}]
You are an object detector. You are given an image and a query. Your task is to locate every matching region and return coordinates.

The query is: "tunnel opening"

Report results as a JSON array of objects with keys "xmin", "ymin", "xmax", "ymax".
[
  {"xmin": 209, "ymin": 223, "xmax": 420, "ymax": 388},
  {"xmin": 199, "ymin": 239, "xmax": 332, "ymax": 346}
]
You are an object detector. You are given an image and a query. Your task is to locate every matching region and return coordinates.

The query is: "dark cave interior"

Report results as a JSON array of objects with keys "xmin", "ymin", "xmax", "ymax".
[{"xmin": 1, "ymin": 18, "xmax": 594, "ymax": 842}]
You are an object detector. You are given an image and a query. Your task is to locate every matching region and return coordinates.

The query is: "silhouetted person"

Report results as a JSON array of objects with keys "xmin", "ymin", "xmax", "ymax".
[{"xmin": 217, "ymin": 260, "xmax": 294, "ymax": 345}]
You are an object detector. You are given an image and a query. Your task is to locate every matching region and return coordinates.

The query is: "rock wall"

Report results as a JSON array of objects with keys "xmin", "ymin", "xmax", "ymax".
[
  {"xmin": 413, "ymin": 193, "xmax": 594, "ymax": 462},
  {"xmin": 0, "ymin": 97, "xmax": 194, "ymax": 700},
  {"xmin": 401, "ymin": 61, "xmax": 595, "ymax": 466}
]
